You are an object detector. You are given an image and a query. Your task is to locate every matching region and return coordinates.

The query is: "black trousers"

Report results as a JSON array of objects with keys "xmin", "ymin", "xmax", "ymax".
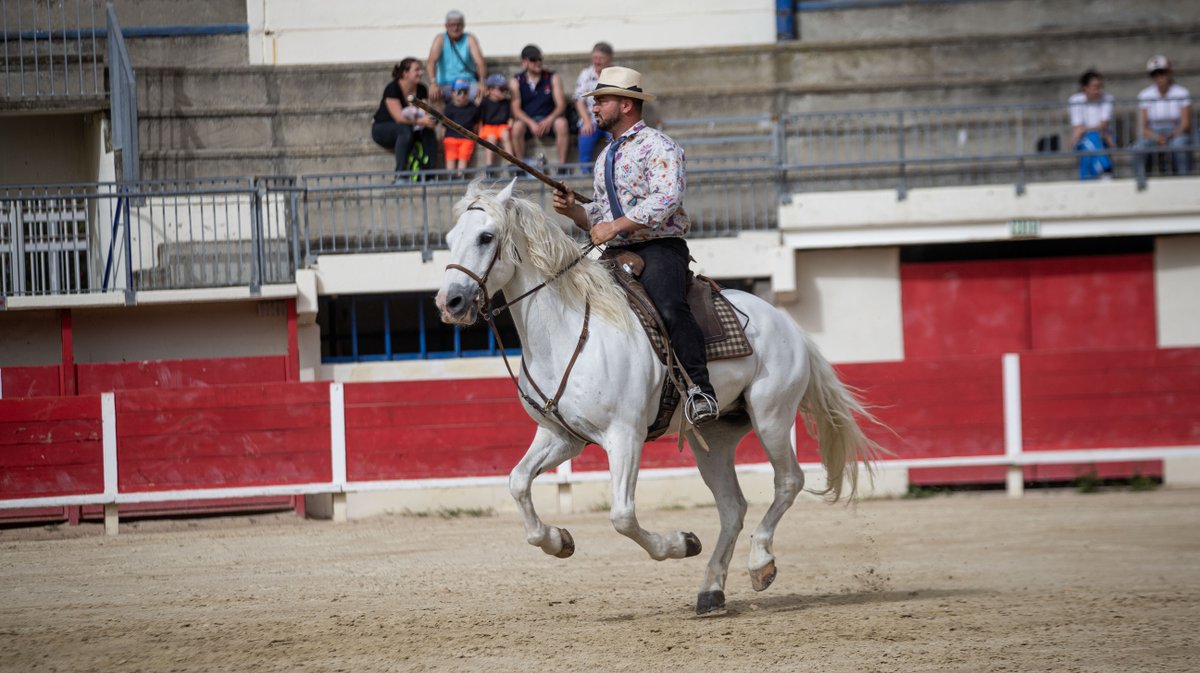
[
  {"xmin": 620, "ymin": 237, "xmax": 713, "ymax": 397},
  {"xmin": 371, "ymin": 122, "xmax": 437, "ymax": 173}
]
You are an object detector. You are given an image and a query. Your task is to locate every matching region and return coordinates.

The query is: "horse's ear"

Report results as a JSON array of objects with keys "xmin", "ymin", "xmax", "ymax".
[{"xmin": 496, "ymin": 177, "xmax": 518, "ymax": 205}]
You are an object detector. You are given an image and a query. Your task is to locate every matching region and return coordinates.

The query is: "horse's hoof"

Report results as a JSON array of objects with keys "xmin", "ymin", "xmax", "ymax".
[
  {"xmin": 750, "ymin": 560, "xmax": 777, "ymax": 592},
  {"xmin": 554, "ymin": 528, "xmax": 575, "ymax": 559},
  {"xmin": 683, "ymin": 531, "xmax": 702, "ymax": 558},
  {"xmin": 695, "ymin": 590, "xmax": 726, "ymax": 615}
]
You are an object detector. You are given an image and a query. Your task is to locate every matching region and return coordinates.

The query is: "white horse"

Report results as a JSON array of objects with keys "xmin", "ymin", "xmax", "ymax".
[{"xmin": 435, "ymin": 180, "xmax": 880, "ymax": 614}]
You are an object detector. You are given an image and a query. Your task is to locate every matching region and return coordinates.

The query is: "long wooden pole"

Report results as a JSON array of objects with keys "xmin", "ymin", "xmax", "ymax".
[{"xmin": 407, "ymin": 95, "xmax": 592, "ymax": 204}]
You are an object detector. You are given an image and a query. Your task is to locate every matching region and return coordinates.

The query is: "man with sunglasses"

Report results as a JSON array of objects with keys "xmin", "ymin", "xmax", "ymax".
[{"xmin": 509, "ymin": 44, "xmax": 570, "ymax": 171}]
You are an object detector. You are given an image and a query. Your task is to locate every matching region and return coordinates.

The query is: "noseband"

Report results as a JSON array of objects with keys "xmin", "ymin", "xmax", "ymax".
[{"xmin": 444, "ymin": 206, "xmax": 501, "ymax": 314}]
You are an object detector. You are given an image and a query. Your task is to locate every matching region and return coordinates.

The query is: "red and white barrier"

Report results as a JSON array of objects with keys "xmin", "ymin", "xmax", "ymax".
[{"xmin": 3, "ymin": 349, "xmax": 1199, "ymax": 534}]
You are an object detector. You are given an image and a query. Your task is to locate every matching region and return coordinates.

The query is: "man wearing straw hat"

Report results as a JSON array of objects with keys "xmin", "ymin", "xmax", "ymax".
[{"xmin": 552, "ymin": 66, "xmax": 718, "ymax": 426}]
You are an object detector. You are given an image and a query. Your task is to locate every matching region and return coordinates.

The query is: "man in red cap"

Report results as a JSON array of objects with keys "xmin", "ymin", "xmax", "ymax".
[
  {"xmin": 552, "ymin": 66, "xmax": 719, "ymax": 426},
  {"xmin": 1133, "ymin": 55, "xmax": 1192, "ymax": 180}
]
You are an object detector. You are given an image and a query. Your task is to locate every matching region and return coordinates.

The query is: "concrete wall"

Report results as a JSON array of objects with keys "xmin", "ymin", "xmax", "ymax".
[
  {"xmin": 0, "ymin": 310, "xmax": 61, "ymax": 366},
  {"xmin": 0, "ymin": 113, "xmax": 104, "ymax": 185},
  {"xmin": 780, "ymin": 178, "xmax": 1200, "ymax": 249},
  {"xmin": 796, "ymin": 0, "xmax": 1200, "ymax": 41},
  {"xmin": 780, "ymin": 247, "xmax": 905, "ymax": 363},
  {"xmin": 246, "ymin": 0, "xmax": 775, "ymax": 65},
  {"xmin": 71, "ymin": 301, "xmax": 286, "ymax": 363},
  {"xmin": 1156, "ymin": 235, "xmax": 1200, "ymax": 348}
]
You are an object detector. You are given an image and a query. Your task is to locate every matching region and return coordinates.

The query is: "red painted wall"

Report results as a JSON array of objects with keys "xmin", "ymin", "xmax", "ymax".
[
  {"xmin": 1027, "ymin": 255, "xmax": 1156, "ymax": 351},
  {"xmin": 0, "ymin": 366, "xmax": 61, "ymax": 399},
  {"xmin": 1, "ymin": 357, "xmax": 290, "ymax": 399},
  {"xmin": 902, "ymin": 254, "xmax": 1155, "ymax": 358},
  {"xmin": 344, "ymin": 379, "xmax": 537, "ymax": 480},
  {"xmin": 814, "ymin": 357, "xmax": 1006, "ymax": 459},
  {"xmin": 77, "ymin": 356, "xmax": 289, "ymax": 395},
  {"xmin": 0, "ymin": 396, "xmax": 103, "ymax": 499},
  {"xmin": 903, "ymin": 259, "xmax": 1031, "ymax": 358},
  {"xmin": 115, "ymin": 382, "xmax": 331, "ymax": 492},
  {"xmin": 1022, "ymin": 349, "xmax": 1200, "ymax": 451}
]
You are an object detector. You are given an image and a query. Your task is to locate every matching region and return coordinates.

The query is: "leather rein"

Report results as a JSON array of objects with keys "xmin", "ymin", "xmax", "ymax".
[{"xmin": 445, "ymin": 206, "xmax": 598, "ymax": 445}]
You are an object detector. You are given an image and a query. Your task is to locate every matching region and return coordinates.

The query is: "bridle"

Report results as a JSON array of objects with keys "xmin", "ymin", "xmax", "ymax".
[{"xmin": 444, "ymin": 204, "xmax": 598, "ymax": 444}]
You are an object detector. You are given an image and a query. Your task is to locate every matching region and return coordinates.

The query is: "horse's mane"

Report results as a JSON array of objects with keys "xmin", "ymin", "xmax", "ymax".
[{"xmin": 454, "ymin": 182, "xmax": 632, "ymax": 332}]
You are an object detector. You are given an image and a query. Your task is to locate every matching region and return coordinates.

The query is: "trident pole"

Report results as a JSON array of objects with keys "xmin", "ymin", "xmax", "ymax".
[{"xmin": 407, "ymin": 96, "xmax": 593, "ymax": 204}]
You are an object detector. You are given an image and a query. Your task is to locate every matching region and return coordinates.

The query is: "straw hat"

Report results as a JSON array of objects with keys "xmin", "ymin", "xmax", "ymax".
[{"xmin": 590, "ymin": 66, "xmax": 656, "ymax": 101}]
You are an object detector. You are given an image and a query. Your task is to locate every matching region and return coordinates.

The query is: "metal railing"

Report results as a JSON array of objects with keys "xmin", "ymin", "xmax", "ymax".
[
  {"xmin": 1, "ymin": 0, "xmax": 105, "ymax": 100},
  {"xmin": 1, "ymin": 178, "xmax": 297, "ymax": 302},
  {"xmin": 3, "ymin": 98, "xmax": 1198, "ymax": 301},
  {"xmin": 105, "ymin": 1, "xmax": 137, "ymax": 183}
]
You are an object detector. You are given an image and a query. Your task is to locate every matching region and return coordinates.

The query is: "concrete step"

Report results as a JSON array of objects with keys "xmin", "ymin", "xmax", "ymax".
[
  {"xmin": 131, "ymin": 22, "xmax": 1200, "ymax": 179},
  {"xmin": 138, "ymin": 23, "xmax": 1200, "ymax": 108}
]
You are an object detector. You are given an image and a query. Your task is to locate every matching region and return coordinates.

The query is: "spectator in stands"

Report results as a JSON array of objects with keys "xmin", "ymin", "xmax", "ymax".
[
  {"xmin": 1131, "ymin": 55, "xmax": 1192, "ymax": 181},
  {"xmin": 509, "ymin": 44, "xmax": 570, "ymax": 171},
  {"xmin": 573, "ymin": 41, "xmax": 615, "ymax": 170},
  {"xmin": 1068, "ymin": 70, "xmax": 1114, "ymax": 180},
  {"xmin": 480, "ymin": 73, "xmax": 513, "ymax": 174},
  {"xmin": 371, "ymin": 58, "xmax": 438, "ymax": 179},
  {"xmin": 442, "ymin": 79, "xmax": 480, "ymax": 180},
  {"xmin": 427, "ymin": 10, "xmax": 486, "ymax": 104}
]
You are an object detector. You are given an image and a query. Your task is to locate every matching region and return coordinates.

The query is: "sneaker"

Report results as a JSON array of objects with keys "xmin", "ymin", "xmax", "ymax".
[{"xmin": 685, "ymin": 387, "xmax": 719, "ymax": 426}]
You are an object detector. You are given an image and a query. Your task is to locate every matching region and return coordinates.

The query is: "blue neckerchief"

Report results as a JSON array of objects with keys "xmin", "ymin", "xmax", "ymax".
[{"xmin": 604, "ymin": 133, "xmax": 630, "ymax": 220}]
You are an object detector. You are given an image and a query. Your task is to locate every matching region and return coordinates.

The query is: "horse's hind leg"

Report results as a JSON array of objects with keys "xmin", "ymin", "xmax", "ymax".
[
  {"xmin": 689, "ymin": 418, "xmax": 752, "ymax": 615},
  {"xmin": 606, "ymin": 428, "xmax": 703, "ymax": 561},
  {"xmin": 746, "ymin": 398, "xmax": 807, "ymax": 592},
  {"xmin": 509, "ymin": 426, "xmax": 585, "ymax": 558}
]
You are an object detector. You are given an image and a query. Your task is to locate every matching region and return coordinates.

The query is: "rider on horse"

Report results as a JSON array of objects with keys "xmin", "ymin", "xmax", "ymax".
[{"xmin": 552, "ymin": 66, "xmax": 719, "ymax": 426}]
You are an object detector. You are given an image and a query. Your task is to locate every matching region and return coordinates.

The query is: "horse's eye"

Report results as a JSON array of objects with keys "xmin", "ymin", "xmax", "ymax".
[{"xmin": 478, "ymin": 232, "xmax": 494, "ymax": 245}]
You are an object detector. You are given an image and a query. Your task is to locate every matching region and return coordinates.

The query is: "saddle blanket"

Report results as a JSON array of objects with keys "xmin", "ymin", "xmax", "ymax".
[{"xmin": 604, "ymin": 251, "xmax": 754, "ymax": 439}]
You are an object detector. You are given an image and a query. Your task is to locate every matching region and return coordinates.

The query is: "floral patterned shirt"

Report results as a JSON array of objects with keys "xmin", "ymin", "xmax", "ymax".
[{"xmin": 583, "ymin": 120, "xmax": 691, "ymax": 246}]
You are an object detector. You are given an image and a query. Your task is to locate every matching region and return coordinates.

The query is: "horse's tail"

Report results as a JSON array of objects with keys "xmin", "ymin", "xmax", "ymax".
[{"xmin": 798, "ymin": 331, "xmax": 885, "ymax": 503}]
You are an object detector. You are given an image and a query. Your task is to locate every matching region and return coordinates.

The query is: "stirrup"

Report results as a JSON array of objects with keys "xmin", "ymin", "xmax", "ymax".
[{"xmin": 685, "ymin": 386, "xmax": 719, "ymax": 426}]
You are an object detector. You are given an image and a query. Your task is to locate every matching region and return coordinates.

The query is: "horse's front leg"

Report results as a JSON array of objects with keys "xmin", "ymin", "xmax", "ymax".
[
  {"xmin": 509, "ymin": 426, "xmax": 585, "ymax": 558},
  {"xmin": 607, "ymin": 429, "xmax": 703, "ymax": 561}
]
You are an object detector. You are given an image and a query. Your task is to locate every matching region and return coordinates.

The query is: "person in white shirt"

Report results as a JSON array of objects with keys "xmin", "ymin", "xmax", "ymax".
[
  {"xmin": 1068, "ymin": 70, "xmax": 1114, "ymax": 180},
  {"xmin": 1132, "ymin": 55, "xmax": 1192, "ymax": 180},
  {"xmin": 573, "ymin": 42, "xmax": 615, "ymax": 170}
]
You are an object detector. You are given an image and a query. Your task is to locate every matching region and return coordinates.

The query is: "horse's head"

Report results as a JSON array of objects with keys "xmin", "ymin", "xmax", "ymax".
[{"xmin": 436, "ymin": 179, "xmax": 521, "ymax": 325}]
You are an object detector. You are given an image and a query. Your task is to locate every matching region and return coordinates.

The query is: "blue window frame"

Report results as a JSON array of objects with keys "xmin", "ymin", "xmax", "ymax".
[{"xmin": 319, "ymin": 293, "xmax": 521, "ymax": 363}]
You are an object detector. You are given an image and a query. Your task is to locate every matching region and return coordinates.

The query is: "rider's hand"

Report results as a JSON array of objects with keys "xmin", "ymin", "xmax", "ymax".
[
  {"xmin": 552, "ymin": 188, "xmax": 575, "ymax": 215},
  {"xmin": 590, "ymin": 220, "xmax": 620, "ymax": 245}
]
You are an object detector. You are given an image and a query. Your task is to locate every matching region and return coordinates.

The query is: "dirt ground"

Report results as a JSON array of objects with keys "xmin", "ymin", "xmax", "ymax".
[{"xmin": 1, "ymin": 487, "xmax": 1198, "ymax": 673}]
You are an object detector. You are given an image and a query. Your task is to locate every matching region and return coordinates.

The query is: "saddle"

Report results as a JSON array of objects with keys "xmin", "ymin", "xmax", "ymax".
[{"xmin": 602, "ymin": 248, "xmax": 754, "ymax": 440}]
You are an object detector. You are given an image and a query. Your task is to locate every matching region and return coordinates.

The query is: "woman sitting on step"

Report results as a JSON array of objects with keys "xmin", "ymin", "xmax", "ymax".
[{"xmin": 371, "ymin": 58, "xmax": 440, "ymax": 180}]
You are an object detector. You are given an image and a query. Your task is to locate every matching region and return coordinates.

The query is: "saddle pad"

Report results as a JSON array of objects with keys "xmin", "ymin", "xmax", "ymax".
[
  {"xmin": 619, "ymin": 273, "xmax": 754, "ymax": 366},
  {"xmin": 608, "ymin": 266, "xmax": 754, "ymax": 440}
]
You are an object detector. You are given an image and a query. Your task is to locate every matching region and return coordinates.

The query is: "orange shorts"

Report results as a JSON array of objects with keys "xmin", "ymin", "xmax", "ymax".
[
  {"xmin": 479, "ymin": 123, "xmax": 509, "ymax": 143},
  {"xmin": 443, "ymin": 137, "xmax": 475, "ymax": 162}
]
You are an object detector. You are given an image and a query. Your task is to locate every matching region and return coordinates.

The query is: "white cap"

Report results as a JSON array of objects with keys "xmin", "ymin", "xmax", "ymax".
[{"xmin": 1146, "ymin": 55, "xmax": 1171, "ymax": 74}]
